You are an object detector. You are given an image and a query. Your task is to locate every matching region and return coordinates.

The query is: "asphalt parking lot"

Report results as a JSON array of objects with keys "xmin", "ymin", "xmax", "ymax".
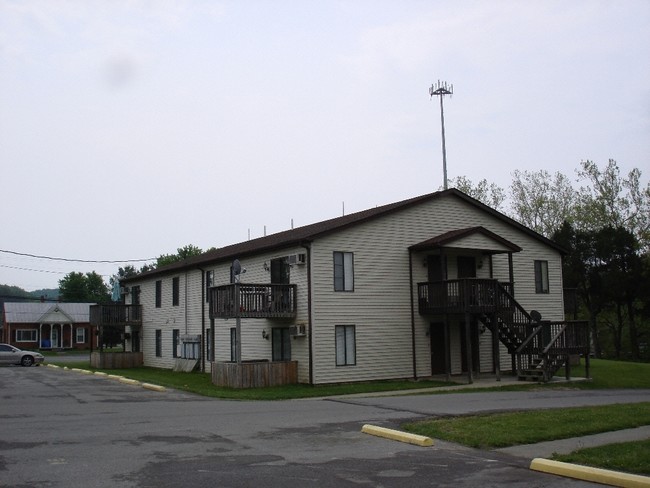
[{"xmin": 2, "ymin": 366, "xmax": 648, "ymax": 487}]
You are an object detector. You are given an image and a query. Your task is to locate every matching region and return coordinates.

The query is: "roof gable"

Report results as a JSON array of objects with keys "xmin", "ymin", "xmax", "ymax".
[{"xmin": 410, "ymin": 226, "xmax": 522, "ymax": 253}]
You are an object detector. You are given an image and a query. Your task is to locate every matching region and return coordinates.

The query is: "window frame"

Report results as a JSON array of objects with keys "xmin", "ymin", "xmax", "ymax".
[
  {"xmin": 335, "ymin": 324, "xmax": 356, "ymax": 366},
  {"xmin": 272, "ymin": 327, "xmax": 291, "ymax": 361},
  {"xmin": 333, "ymin": 251, "xmax": 354, "ymax": 292},
  {"xmin": 75, "ymin": 327, "xmax": 86, "ymax": 344},
  {"xmin": 534, "ymin": 260, "xmax": 550, "ymax": 294},
  {"xmin": 16, "ymin": 329, "xmax": 37, "ymax": 342},
  {"xmin": 155, "ymin": 280, "xmax": 162, "ymax": 308},
  {"xmin": 205, "ymin": 270, "xmax": 213, "ymax": 303},
  {"xmin": 155, "ymin": 329, "xmax": 162, "ymax": 357},
  {"xmin": 172, "ymin": 277, "xmax": 180, "ymax": 306},
  {"xmin": 172, "ymin": 329, "xmax": 179, "ymax": 358}
]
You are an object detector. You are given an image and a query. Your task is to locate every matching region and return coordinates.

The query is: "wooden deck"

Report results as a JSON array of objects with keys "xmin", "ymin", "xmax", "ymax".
[
  {"xmin": 209, "ymin": 284, "xmax": 297, "ymax": 319},
  {"xmin": 89, "ymin": 304, "xmax": 142, "ymax": 327}
]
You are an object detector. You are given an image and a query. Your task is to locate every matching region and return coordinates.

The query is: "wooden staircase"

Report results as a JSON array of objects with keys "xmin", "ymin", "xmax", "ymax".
[{"xmin": 480, "ymin": 284, "xmax": 589, "ymax": 382}]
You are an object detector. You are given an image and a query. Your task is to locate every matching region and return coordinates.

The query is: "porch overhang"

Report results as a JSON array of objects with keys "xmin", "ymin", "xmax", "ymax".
[{"xmin": 409, "ymin": 226, "xmax": 522, "ymax": 254}]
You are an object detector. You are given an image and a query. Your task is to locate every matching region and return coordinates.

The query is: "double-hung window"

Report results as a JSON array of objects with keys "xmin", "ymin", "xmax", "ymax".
[
  {"xmin": 172, "ymin": 329, "xmax": 179, "ymax": 358},
  {"xmin": 534, "ymin": 260, "xmax": 549, "ymax": 294},
  {"xmin": 335, "ymin": 325, "xmax": 356, "ymax": 366},
  {"xmin": 172, "ymin": 277, "xmax": 180, "ymax": 306},
  {"xmin": 155, "ymin": 329, "xmax": 162, "ymax": 357},
  {"xmin": 334, "ymin": 252, "xmax": 354, "ymax": 291},
  {"xmin": 155, "ymin": 280, "xmax": 162, "ymax": 308},
  {"xmin": 76, "ymin": 328, "xmax": 86, "ymax": 344}
]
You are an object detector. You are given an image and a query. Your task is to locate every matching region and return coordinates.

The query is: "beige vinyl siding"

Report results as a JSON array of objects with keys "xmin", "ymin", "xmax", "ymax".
[
  {"xmin": 309, "ymin": 194, "xmax": 564, "ymax": 383},
  {"xmin": 208, "ymin": 248, "xmax": 311, "ymax": 382}
]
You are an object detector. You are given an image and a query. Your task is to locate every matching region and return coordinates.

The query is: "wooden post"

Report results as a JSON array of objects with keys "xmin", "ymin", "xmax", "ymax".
[
  {"xmin": 492, "ymin": 313, "xmax": 501, "ymax": 381},
  {"xmin": 465, "ymin": 312, "xmax": 473, "ymax": 384},
  {"xmin": 235, "ymin": 282, "xmax": 242, "ymax": 364}
]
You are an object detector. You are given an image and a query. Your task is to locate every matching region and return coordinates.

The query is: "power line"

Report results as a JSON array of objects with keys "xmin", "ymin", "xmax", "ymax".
[{"xmin": 0, "ymin": 249, "xmax": 155, "ymax": 264}]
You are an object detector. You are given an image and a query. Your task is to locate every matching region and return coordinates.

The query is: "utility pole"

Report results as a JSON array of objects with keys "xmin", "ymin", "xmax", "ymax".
[{"xmin": 429, "ymin": 80, "xmax": 453, "ymax": 190}]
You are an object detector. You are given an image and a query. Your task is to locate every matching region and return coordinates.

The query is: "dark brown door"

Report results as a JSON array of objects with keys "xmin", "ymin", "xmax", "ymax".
[{"xmin": 457, "ymin": 256, "xmax": 476, "ymax": 278}]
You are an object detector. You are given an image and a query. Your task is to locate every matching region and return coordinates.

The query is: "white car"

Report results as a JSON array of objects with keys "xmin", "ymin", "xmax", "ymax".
[{"xmin": 0, "ymin": 343, "xmax": 45, "ymax": 367}]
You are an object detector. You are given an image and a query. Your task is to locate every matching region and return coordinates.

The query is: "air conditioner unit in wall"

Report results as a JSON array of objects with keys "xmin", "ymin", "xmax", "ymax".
[
  {"xmin": 287, "ymin": 253, "xmax": 306, "ymax": 265},
  {"xmin": 289, "ymin": 324, "xmax": 306, "ymax": 337}
]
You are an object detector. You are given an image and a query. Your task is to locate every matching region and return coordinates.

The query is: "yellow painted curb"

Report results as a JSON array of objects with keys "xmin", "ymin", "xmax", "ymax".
[
  {"xmin": 361, "ymin": 424, "xmax": 433, "ymax": 447},
  {"xmin": 107, "ymin": 374, "xmax": 123, "ymax": 380},
  {"xmin": 71, "ymin": 368, "xmax": 93, "ymax": 374},
  {"xmin": 142, "ymin": 383, "xmax": 167, "ymax": 392},
  {"xmin": 94, "ymin": 372, "xmax": 108, "ymax": 377},
  {"xmin": 47, "ymin": 364, "xmax": 60, "ymax": 369},
  {"xmin": 530, "ymin": 458, "xmax": 650, "ymax": 488},
  {"xmin": 118, "ymin": 377, "xmax": 141, "ymax": 386}
]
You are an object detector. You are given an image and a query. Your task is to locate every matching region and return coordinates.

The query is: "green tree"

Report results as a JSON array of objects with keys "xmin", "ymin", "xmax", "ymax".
[
  {"xmin": 155, "ymin": 244, "xmax": 203, "ymax": 268},
  {"xmin": 59, "ymin": 271, "xmax": 110, "ymax": 303},
  {"xmin": 448, "ymin": 176, "xmax": 506, "ymax": 211},
  {"xmin": 576, "ymin": 159, "xmax": 650, "ymax": 251},
  {"xmin": 510, "ymin": 169, "xmax": 576, "ymax": 237}
]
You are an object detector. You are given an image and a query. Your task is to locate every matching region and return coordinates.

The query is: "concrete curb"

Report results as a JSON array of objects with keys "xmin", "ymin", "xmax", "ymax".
[
  {"xmin": 71, "ymin": 368, "xmax": 93, "ymax": 375},
  {"xmin": 361, "ymin": 424, "xmax": 433, "ymax": 447},
  {"xmin": 530, "ymin": 458, "xmax": 650, "ymax": 488},
  {"xmin": 142, "ymin": 383, "xmax": 167, "ymax": 392},
  {"xmin": 118, "ymin": 377, "xmax": 141, "ymax": 386}
]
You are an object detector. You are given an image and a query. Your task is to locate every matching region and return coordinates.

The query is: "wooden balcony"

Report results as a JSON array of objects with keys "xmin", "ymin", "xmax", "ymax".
[
  {"xmin": 89, "ymin": 304, "xmax": 143, "ymax": 327},
  {"xmin": 209, "ymin": 284, "xmax": 297, "ymax": 319},
  {"xmin": 418, "ymin": 279, "xmax": 513, "ymax": 315}
]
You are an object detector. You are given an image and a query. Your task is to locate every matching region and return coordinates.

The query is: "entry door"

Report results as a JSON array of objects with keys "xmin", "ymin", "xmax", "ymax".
[
  {"xmin": 51, "ymin": 327, "xmax": 59, "ymax": 348},
  {"xmin": 429, "ymin": 323, "xmax": 446, "ymax": 375},
  {"xmin": 272, "ymin": 328, "xmax": 291, "ymax": 361},
  {"xmin": 457, "ymin": 256, "xmax": 476, "ymax": 278}
]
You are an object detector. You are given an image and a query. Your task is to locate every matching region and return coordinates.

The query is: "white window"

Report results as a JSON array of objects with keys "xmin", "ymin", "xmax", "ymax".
[
  {"xmin": 335, "ymin": 325, "xmax": 356, "ymax": 366},
  {"xmin": 334, "ymin": 252, "xmax": 354, "ymax": 291},
  {"xmin": 76, "ymin": 328, "xmax": 86, "ymax": 343},
  {"xmin": 16, "ymin": 330, "xmax": 37, "ymax": 342},
  {"xmin": 534, "ymin": 260, "xmax": 549, "ymax": 294}
]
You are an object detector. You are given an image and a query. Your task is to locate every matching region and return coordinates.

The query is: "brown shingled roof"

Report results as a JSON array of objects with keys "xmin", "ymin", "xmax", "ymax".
[{"xmin": 123, "ymin": 188, "xmax": 563, "ymax": 282}]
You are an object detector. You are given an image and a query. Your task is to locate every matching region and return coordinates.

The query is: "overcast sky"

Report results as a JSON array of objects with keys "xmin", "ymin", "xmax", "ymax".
[{"xmin": 1, "ymin": 0, "xmax": 648, "ymax": 292}]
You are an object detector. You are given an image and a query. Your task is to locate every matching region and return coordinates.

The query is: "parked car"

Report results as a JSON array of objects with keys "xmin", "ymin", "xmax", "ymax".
[{"xmin": 0, "ymin": 343, "xmax": 45, "ymax": 367}]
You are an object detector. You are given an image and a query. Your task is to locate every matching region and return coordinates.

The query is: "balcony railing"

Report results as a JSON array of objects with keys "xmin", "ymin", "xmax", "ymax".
[
  {"xmin": 89, "ymin": 304, "xmax": 143, "ymax": 327},
  {"xmin": 209, "ymin": 284, "xmax": 297, "ymax": 319},
  {"xmin": 418, "ymin": 279, "xmax": 513, "ymax": 315}
]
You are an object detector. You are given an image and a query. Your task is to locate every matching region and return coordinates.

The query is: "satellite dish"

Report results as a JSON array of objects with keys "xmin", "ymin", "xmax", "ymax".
[
  {"xmin": 232, "ymin": 259, "xmax": 241, "ymax": 276},
  {"xmin": 530, "ymin": 310, "xmax": 542, "ymax": 323}
]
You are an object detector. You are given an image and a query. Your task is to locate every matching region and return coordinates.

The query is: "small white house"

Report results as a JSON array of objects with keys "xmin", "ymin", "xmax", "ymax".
[{"xmin": 114, "ymin": 189, "xmax": 588, "ymax": 385}]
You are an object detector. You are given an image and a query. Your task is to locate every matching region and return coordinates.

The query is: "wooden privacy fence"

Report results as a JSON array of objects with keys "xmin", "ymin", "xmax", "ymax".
[
  {"xmin": 90, "ymin": 351, "xmax": 143, "ymax": 369},
  {"xmin": 212, "ymin": 361, "xmax": 298, "ymax": 388}
]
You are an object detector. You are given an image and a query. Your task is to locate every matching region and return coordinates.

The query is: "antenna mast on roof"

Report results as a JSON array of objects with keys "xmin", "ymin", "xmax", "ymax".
[{"xmin": 429, "ymin": 80, "xmax": 453, "ymax": 190}]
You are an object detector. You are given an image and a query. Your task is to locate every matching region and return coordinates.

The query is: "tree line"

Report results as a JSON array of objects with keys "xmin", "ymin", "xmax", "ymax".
[{"xmin": 451, "ymin": 159, "xmax": 649, "ymax": 361}]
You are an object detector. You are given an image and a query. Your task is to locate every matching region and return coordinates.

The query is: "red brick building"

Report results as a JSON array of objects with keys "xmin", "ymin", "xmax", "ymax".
[{"xmin": 2, "ymin": 302, "xmax": 97, "ymax": 350}]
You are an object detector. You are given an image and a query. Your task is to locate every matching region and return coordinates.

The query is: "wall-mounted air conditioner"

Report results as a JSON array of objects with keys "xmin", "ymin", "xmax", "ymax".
[
  {"xmin": 287, "ymin": 253, "xmax": 306, "ymax": 265},
  {"xmin": 289, "ymin": 324, "xmax": 306, "ymax": 337}
]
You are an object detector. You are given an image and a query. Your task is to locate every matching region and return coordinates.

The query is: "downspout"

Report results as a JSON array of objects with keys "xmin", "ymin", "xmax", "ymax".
[
  {"xmin": 300, "ymin": 241, "xmax": 314, "ymax": 385},
  {"xmin": 508, "ymin": 252, "xmax": 514, "ymax": 296},
  {"xmin": 409, "ymin": 250, "xmax": 417, "ymax": 380},
  {"xmin": 199, "ymin": 268, "xmax": 206, "ymax": 373}
]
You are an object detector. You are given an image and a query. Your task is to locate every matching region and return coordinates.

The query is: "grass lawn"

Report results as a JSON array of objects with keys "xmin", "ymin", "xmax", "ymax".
[
  {"xmin": 552, "ymin": 439, "xmax": 650, "ymax": 476},
  {"xmin": 47, "ymin": 361, "xmax": 455, "ymax": 400},
  {"xmin": 403, "ymin": 402, "xmax": 650, "ymax": 449}
]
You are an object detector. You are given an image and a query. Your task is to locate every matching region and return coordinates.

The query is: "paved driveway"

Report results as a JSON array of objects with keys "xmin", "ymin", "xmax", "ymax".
[{"xmin": 2, "ymin": 367, "xmax": 648, "ymax": 487}]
